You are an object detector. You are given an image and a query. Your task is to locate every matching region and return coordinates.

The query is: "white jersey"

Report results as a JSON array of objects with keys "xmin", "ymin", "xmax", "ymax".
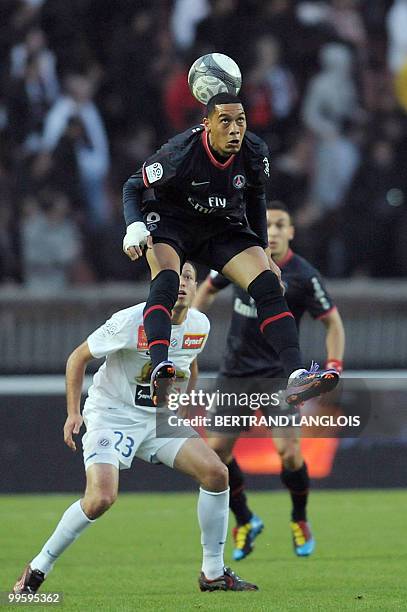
[{"xmin": 86, "ymin": 303, "xmax": 210, "ymax": 413}]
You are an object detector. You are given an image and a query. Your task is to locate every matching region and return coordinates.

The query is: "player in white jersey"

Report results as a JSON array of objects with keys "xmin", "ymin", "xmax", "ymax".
[{"xmin": 13, "ymin": 263, "xmax": 258, "ymax": 595}]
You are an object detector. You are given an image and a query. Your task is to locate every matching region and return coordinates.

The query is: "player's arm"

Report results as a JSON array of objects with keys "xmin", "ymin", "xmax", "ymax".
[
  {"xmin": 186, "ymin": 358, "xmax": 198, "ymax": 395},
  {"xmin": 123, "ymin": 144, "xmax": 178, "ymax": 261},
  {"xmin": 319, "ymin": 308, "xmax": 345, "ymax": 373},
  {"xmin": 176, "ymin": 358, "xmax": 199, "ymax": 419},
  {"xmin": 304, "ymin": 270, "xmax": 345, "ymax": 373},
  {"xmin": 122, "ymin": 168, "xmax": 152, "ymax": 261},
  {"xmin": 64, "ymin": 340, "xmax": 94, "ymax": 451},
  {"xmin": 193, "ymin": 272, "xmax": 231, "ymax": 312},
  {"xmin": 244, "ymin": 134, "xmax": 270, "ymax": 246},
  {"xmin": 193, "ymin": 278, "xmax": 220, "ymax": 312},
  {"xmin": 246, "ymin": 185, "xmax": 268, "ymax": 248}
]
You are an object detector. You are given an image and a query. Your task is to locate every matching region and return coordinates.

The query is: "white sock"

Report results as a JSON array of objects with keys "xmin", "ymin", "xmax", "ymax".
[
  {"xmin": 197, "ymin": 487, "xmax": 229, "ymax": 580},
  {"xmin": 30, "ymin": 500, "xmax": 95, "ymax": 576}
]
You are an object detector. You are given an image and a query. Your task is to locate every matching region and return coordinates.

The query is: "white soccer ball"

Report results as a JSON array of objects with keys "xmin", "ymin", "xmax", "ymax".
[{"xmin": 188, "ymin": 53, "xmax": 242, "ymax": 104}]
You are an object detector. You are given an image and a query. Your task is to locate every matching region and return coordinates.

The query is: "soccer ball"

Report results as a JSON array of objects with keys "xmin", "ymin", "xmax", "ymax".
[{"xmin": 188, "ymin": 53, "xmax": 242, "ymax": 104}]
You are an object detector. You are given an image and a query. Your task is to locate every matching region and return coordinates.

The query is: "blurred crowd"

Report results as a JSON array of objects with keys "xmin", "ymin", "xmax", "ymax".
[{"xmin": 1, "ymin": 0, "xmax": 407, "ymax": 289}]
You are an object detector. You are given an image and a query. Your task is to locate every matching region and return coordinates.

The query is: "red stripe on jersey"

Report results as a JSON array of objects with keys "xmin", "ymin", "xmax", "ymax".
[
  {"xmin": 202, "ymin": 131, "xmax": 235, "ymax": 169},
  {"xmin": 143, "ymin": 305, "xmax": 171, "ymax": 320},
  {"xmin": 142, "ymin": 163, "xmax": 149, "ymax": 188},
  {"xmin": 260, "ymin": 311, "xmax": 294, "ymax": 332},
  {"xmin": 315, "ymin": 306, "xmax": 337, "ymax": 320},
  {"xmin": 148, "ymin": 339, "xmax": 170, "ymax": 349}
]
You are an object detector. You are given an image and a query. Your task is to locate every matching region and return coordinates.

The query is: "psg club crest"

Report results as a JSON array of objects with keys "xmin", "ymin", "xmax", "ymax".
[{"xmin": 233, "ymin": 174, "xmax": 246, "ymax": 189}]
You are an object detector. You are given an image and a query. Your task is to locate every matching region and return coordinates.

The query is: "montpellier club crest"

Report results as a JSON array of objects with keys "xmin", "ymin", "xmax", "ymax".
[{"xmin": 233, "ymin": 174, "xmax": 246, "ymax": 189}]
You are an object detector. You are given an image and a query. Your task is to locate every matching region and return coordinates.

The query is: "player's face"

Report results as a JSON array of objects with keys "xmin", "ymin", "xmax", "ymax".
[
  {"xmin": 267, "ymin": 210, "xmax": 294, "ymax": 259},
  {"xmin": 175, "ymin": 263, "xmax": 197, "ymax": 308},
  {"xmin": 205, "ymin": 103, "xmax": 246, "ymax": 156}
]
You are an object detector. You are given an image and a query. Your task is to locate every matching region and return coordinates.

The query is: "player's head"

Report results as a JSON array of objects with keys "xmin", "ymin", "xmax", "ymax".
[
  {"xmin": 266, "ymin": 201, "xmax": 294, "ymax": 259},
  {"xmin": 203, "ymin": 92, "xmax": 246, "ymax": 157},
  {"xmin": 174, "ymin": 261, "xmax": 198, "ymax": 310}
]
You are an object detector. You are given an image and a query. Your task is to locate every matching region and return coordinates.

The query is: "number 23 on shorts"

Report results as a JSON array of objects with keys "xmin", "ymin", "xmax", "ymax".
[{"xmin": 113, "ymin": 431, "xmax": 135, "ymax": 458}]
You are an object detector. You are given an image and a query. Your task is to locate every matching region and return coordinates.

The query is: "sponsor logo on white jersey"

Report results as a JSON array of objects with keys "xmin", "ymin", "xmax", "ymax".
[
  {"xmin": 137, "ymin": 326, "xmax": 148, "ymax": 350},
  {"xmin": 182, "ymin": 334, "xmax": 207, "ymax": 349}
]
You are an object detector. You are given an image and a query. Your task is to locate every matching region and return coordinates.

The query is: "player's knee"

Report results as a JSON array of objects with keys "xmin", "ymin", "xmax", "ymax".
[
  {"xmin": 83, "ymin": 490, "xmax": 117, "ymax": 519},
  {"xmin": 200, "ymin": 458, "xmax": 229, "ymax": 492},
  {"xmin": 247, "ymin": 270, "xmax": 282, "ymax": 303},
  {"xmin": 279, "ymin": 441, "xmax": 302, "ymax": 470},
  {"xmin": 149, "ymin": 269, "xmax": 180, "ymax": 306}
]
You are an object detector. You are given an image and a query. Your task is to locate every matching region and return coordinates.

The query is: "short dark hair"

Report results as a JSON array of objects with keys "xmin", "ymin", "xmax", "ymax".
[
  {"xmin": 267, "ymin": 200, "xmax": 293, "ymax": 223},
  {"xmin": 206, "ymin": 92, "xmax": 242, "ymax": 116},
  {"xmin": 184, "ymin": 260, "xmax": 198, "ymax": 280}
]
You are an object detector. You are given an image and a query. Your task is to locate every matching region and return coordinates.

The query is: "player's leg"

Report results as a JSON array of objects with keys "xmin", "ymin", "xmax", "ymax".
[
  {"xmin": 273, "ymin": 428, "xmax": 315, "ymax": 556},
  {"xmin": 13, "ymin": 464, "xmax": 119, "ymax": 594},
  {"xmin": 222, "ymin": 246, "xmax": 303, "ymax": 376},
  {"xmin": 206, "ymin": 434, "xmax": 263, "ymax": 560},
  {"xmin": 144, "ymin": 243, "xmax": 181, "ymax": 402},
  {"xmin": 222, "ymin": 246, "xmax": 339, "ymax": 402},
  {"xmin": 206, "ymin": 435, "xmax": 253, "ymax": 525},
  {"xmin": 157, "ymin": 437, "xmax": 257, "ymax": 591},
  {"xmin": 173, "ymin": 437, "xmax": 229, "ymax": 581}
]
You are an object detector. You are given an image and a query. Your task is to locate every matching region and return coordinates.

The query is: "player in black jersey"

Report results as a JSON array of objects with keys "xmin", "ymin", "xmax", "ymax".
[
  {"xmin": 193, "ymin": 202, "xmax": 345, "ymax": 560},
  {"xmin": 122, "ymin": 92, "xmax": 339, "ymax": 405}
]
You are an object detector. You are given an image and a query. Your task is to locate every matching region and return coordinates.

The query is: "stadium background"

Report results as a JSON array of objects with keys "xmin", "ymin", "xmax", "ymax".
[{"xmin": 0, "ymin": 1, "xmax": 406, "ymax": 493}]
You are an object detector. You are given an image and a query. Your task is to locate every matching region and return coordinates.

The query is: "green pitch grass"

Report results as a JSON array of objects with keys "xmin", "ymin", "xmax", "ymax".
[{"xmin": 1, "ymin": 490, "xmax": 406, "ymax": 611}]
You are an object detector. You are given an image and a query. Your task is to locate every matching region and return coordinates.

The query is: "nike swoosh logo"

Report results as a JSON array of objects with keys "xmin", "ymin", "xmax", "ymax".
[{"xmin": 191, "ymin": 180, "xmax": 210, "ymax": 186}]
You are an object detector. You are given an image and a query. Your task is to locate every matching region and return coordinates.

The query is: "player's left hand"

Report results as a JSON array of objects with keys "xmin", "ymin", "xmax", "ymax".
[
  {"xmin": 123, "ymin": 222, "xmax": 152, "ymax": 260},
  {"xmin": 64, "ymin": 414, "xmax": 83, "ymax": 452}
]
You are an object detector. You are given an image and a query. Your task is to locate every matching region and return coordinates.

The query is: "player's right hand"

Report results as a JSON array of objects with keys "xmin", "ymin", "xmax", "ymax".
[
  {"xmin": 64, "ymin": 414, "xmax": 83, "ymax": 452},
  {"xmin": 123, "ymin": 221, "xmax": 151, "ymax": 260}
]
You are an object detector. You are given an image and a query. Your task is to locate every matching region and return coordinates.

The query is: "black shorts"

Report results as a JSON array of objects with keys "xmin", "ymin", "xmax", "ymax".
[
  {"xmin": 206, "ymin": 375, "xmax": 300, "ymax": 433},
  {"xmin": 143, "ymin": 210, "xmax": 264, "ymax": 272}
]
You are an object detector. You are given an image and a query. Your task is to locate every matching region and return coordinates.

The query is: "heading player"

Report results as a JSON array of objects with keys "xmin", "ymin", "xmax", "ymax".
[
  {"xmin": 193, "ymin": 203, "xmax": 345, "ymax": 560},
  {"xmin": 13, "ymin": 263, "xmax": 258, "ymax": 594},
  {"xmin": 122, "ymin": 92, "xmax": 339, "ymax": 406}
]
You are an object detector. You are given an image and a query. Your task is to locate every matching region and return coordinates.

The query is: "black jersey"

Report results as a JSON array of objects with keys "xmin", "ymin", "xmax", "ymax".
[
  {"xmin": 210, "ymin": 250, "xmax": 336, "ymax": 377},
  {"xmin": 123, "ymin": 125, "xmax": 271, "ymax": 245}
]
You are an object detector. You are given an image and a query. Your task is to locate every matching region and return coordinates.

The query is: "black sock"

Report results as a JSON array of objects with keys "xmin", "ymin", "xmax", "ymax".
[
  {"xmin": 247, "ymin": 271, "xmax": 304, "ymax": 376},
  {"xmin": 228, "ymin": 458, "xmax": 253, "ymax": 525},
  {"xmin": 143, "ymin": 270, "xmax": 179, "ymax": 368},
  {"xmin": 280, "ymin": 462, "xmax": 310, "ymax": 522}
]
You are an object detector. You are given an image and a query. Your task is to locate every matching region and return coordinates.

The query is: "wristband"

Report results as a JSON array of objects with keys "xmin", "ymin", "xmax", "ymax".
[
  {"xmin": 123, "ymin": 221, "xmax": 150, "ymax": 252},
  {"xmin": 325, "ymin": 359, "xmax": 343, "ymax": 374}
]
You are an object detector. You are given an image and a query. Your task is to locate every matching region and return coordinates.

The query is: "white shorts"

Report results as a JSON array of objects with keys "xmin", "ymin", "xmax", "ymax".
[{"xmin": 81, "ymin": 401, "xmax": 198, "ymax": 471}]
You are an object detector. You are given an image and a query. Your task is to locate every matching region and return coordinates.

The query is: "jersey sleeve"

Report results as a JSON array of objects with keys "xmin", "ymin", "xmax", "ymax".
[
  {"xmin": 244, "ymin": 132, "xmax": 270, "ymax": 188},
  {"xmin": 243, "ymin": 133, "xmax": 270, "ymax": 245},
  {"xmin": 303, "ymin": 273, "xmax": 336, "ymax": 319},
  {"xmin": 123, "ymin": 142, "xmax": 178, "ymax": 224},
  {"xmin": 196, "ymin": 313, "xmax": 211, "ymax": 353},
  {"xmin": 141, "ymin": 141, "xmax": 179, "ymax": 188},
  {"xmin": 87, "ymin": 310, "xmax": 138, "ymax": 358},
  {"xmin": 208, "ymin": 270, "xmax": 232, "ymax": 291}
]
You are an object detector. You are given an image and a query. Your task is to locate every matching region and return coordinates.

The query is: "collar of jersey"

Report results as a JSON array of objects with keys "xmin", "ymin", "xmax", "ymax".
[
  {"xmin": 276, "ymin": 248, "xmax": 294, "ymax": 269},
  {"xmin": 202, "ymin": 131, "xmax": 235, "ymax": 169}
]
